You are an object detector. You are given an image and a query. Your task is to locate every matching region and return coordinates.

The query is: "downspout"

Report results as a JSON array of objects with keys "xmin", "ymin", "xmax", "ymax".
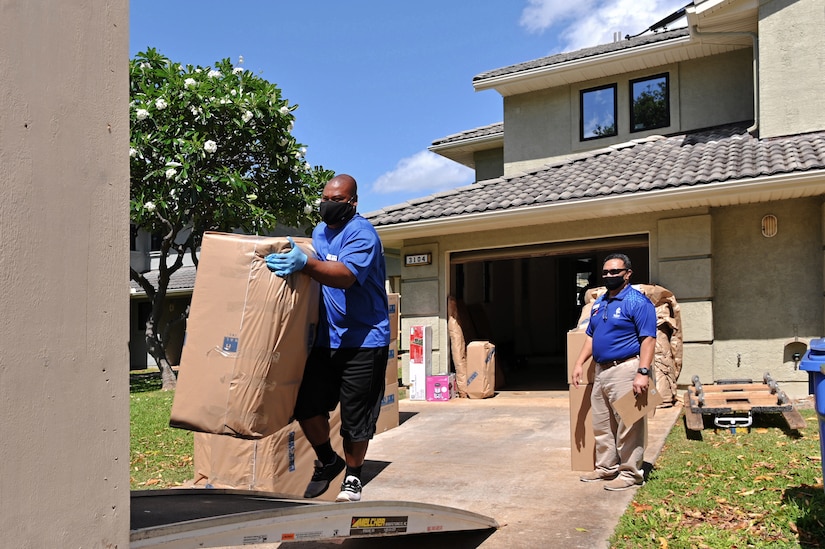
[{"xmin": 690, "ymin": 26, "xmax": 759, "ymax": 135}]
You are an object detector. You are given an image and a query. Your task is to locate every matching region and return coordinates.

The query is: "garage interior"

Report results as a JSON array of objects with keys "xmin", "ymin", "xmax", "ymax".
[{"xmin": 449, "ymin": 236, "xmax": 650, "ymax": 391}]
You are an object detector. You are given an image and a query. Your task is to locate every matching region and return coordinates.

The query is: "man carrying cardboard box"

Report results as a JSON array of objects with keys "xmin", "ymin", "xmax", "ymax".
[
  {"xmin": 571, "ymin": 253, "xmax": 657, "ymax": 491},
  {"xmin": 265, "ymin": 174, "xmax": 390, "ymax": 503}
]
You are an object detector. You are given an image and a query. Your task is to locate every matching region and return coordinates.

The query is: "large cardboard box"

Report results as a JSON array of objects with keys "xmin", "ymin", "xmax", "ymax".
[
  {"xmin": 463, "ymin": 341, "xmax": 495, "ymax": 399},
  {"xmin": 385, "ymin": 340, "xmax": 399, "ymax": 385},
  {"xmin": 567, "ymin": 330, "xmax": 596, "ymax": 385},
  {"xmin": 192, "ymin": 407, "xmax": 345, "ymax": 501},
  {"xmin": 569, "ymin": 384, "xmax": 596, "ymax": 471},
  {"xmin": 170, "ymin": 232, "xmax": 319, "ymax": 439},
  {"xmin": 387, "ymin": 293, "xmax": 400, "ymax": 341},
  {"xmin": 376, "ymin": 383, "xmax": 399, "ymax": 434}
]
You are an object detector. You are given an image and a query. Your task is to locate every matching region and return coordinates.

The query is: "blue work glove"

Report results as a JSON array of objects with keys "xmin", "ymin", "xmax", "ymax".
[{"xmin": 265, "ymin": 236, "xmax": 307, "ymax": 277}]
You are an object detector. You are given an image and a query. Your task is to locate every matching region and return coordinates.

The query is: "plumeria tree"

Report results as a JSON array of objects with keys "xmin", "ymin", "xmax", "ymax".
[{"xmin": 130, "ymin": 48, "xmax": 332, "ymax": 389}]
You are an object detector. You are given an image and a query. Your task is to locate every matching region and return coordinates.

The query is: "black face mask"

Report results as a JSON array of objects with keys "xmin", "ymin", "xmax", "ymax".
[
  {"xmin": 320, "ymin": 200, "xmax": 356, "ymax": 226},
  {"xmin": 603, "ymin": 275, "xmax": 625, "ymax": 291}
]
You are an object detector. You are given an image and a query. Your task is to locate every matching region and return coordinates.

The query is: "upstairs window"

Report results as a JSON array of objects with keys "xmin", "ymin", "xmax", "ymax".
[
  {"xmin": 580, "ymin": 84, "xmax": 617, "ymax": 141},
  {"xmin": 630, "ymin": 73, "xmax": 670, "ymax": 132}
]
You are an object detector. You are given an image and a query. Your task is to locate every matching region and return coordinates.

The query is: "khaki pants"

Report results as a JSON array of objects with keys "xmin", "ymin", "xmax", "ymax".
[{"xmin": 591, "ymin": 358, "xmax": 645, "ymax": 482}]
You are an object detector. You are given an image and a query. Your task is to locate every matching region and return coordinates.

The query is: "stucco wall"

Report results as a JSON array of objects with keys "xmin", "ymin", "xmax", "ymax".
[
  {"xmin": 0, "ymin": 1, "xmax": 130, "ymax": 546},
  {"xmin": 713, "ymin": 199, "xmax": 824, "ymax": 396},
  {"xmin": 759, "ymin": 0, "xmax": 825, "ymax": 138},
  {"xmin": 474, "ymin": 148, "xmax": 504, "ymax": 182},
  {"xmin": 502, "ymin": 50, "xmax": 752, "ymax": 176}
]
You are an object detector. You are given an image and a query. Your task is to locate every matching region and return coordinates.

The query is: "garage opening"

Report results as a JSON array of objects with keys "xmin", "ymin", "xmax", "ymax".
[{"xmin": 449, "ymin": 236, "xmax": 649, "ymax": 390}]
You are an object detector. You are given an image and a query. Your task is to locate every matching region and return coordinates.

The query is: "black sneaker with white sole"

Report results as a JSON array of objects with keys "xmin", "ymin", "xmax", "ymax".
[{"xmin": 303, "ymin": 455, "xmax": 346, "ymax": 498}]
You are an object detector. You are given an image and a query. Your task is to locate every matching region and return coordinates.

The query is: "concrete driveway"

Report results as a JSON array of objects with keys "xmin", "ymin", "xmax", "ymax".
[{"xmin": 273, "ymin": 389, "xmax": 683, "ymax": 549}]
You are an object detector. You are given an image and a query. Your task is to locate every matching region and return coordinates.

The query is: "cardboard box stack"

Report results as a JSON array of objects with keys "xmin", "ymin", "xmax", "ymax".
[
  {"xmin": 169, "ymin": 232, "xmax": 319, "ymax": 439},
  {"xmin": 567, "ymin": 329, "xmax": 597, "ymax": 471}
]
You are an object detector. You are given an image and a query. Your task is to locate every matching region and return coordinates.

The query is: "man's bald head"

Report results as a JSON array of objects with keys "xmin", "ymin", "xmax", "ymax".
[{"xmin": 323, "ymin": 174, "xmax": 358, "ymax": 203}]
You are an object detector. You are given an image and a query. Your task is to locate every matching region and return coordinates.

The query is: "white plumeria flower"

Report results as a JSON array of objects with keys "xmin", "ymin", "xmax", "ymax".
[
  {"xmin": 165, "ymin": 161, "xmax": 182, "ymax": 167},
  {"xmin": 204, "ymin": 140, "xmax": 218, "ymax": 154},
  {"xmin": 184, "ymin": 78, "xmax": 197, "ymax": 88},
  {"xmin": 155, "ymin": 98, "xmax": 168, "ymax": 110},
  {"xmin": 233, "ymin": 67, "xmax": 243, "ymax": 75},
  {"xmin": 165, "ymin": 168, "xmax": 177, "ymax": 180},
  {"xmin": 145, "ymin": 201, "xmax": 156, "ymax": 212},
  {"xmin": 300, "ymin": 147, "xmax": 307, "ymax": 157},
  {"xmin": 140, "ymin": 62, "xmax": 150, "ymax": 69},
  {"xmin": 279, "ymin": 138, "xmax": 288, "ymax": 146},
  {"xmin": 189, "ymin": 105, "xmax": 201, "ymax": 116},
  {"xmin": 246, "ymin": 193, "xmax": 257, "ymax": 201},
  {"xmin": 304, "ymin": 162, "xmax": 311, "ymax": 171},
  {"xmin": 220, "ymin": 98, "xmax": 230, "ymax": 104},
  {"xmin": 242, "ymin": 110, "xmax": 253, "ymax": 123},
  {"xmin": 195, "ymin": 68, "xmax": 202, "ymax": 73},
  {"xmin": 279, "ymin": 106, "xmax": 290, "ymax": 115},
  {"xmin": 136, "ymin": 109, "xmax": 149, "ymax": 121},
  {"xmin": 303, "ymin": 204, "xmax": 313, "ymax": 215},
  {"xmin": 207, "ymin": 70, "xmax": 221, "ymax": 78},
  {"xmin": 293, "ymin": 151, "xmax": 302, "ymax": 159},
  {"xmin": 129, "ymin": 147, "xmax": 137, "ymax": 158},
  {"xmin": 288, "ymin": 121, "xmax": 294, "ymax": 132},
  {"xmin": 169, "ymin": 188, "xmax": 178, "ymax": 199},
  {"xmin": 230, "ymin": 89, "xmax": 237, "ymax": 96}
]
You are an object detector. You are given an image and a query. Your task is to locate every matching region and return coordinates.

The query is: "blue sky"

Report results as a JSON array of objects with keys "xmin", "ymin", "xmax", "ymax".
[{"xmin": 130, "ymin": 0, "xmax": 688, "ymax": 214}]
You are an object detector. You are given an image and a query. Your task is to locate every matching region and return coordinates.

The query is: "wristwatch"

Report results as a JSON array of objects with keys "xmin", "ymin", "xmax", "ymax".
[{"xmin": 637, "ymin": 367, "xmax": 651, "ymax": 376}]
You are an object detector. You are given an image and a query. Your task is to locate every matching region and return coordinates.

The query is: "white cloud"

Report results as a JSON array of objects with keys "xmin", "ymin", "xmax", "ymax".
[
  {"xmin": 369, "ymin": 151, "xmax": 474, "ymax": 195},
  {"xmin": 520, "ymin": 0, "xmax": 689, "ymax": 52}
]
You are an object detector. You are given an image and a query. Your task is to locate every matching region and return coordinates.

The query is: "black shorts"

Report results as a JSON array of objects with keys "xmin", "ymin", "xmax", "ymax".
[{"xmin": 293, "ymin": 346, "xmax": 388, "ymax": 443}]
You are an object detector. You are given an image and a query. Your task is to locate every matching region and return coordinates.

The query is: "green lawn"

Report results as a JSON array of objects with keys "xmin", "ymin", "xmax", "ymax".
[
  {"xmin": 611, "ymin": 408, "xmax": 825, "ymax": 548},
  {"xmin": 130, "ymin": 373, "xmax": 193, "ymax": 488}
]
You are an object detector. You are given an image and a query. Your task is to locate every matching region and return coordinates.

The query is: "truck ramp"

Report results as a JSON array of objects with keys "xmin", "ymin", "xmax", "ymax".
[{"xmin": 131, "ymin": 489, "xmax": 499, "ymax": 548}]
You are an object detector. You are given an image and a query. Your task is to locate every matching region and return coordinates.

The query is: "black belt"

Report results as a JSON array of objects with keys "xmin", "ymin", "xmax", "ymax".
[{"xmin": 598, "ymin": 355, "xmax": 639, "ymax": 368}]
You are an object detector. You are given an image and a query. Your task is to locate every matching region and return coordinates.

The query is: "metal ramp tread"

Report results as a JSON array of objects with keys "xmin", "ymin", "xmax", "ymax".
[
  {"xmin": 131, "ymin": 489, "xmax": 500, "ymax": 548},
  {"xmin": 683, "ymin": 373, "xmax": 806, "ymax": 431}
]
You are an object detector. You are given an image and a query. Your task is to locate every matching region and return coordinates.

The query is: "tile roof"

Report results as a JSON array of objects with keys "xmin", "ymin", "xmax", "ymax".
[
  {"xmin": 364, "ymin": 123, "xmax": 825, "ymax": 227},
  {"xmin": 130, "ymin": 265, "xmax": 197, "ymax": 297},
  {"xmin": 431, "ymin": 122, "xmax": 504, "ymax": 147},
  {"xmin": 473, "ymin": 28, "xmax": 690, "ymax": 84}
]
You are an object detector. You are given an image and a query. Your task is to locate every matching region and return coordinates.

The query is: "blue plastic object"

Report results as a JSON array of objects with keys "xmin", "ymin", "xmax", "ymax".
[{"xmin": 799, "ymin": 338, "xmax": 825, "ymax": 492}]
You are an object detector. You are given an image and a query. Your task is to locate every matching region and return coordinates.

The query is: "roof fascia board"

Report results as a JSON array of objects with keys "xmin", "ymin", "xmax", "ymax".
[
  {"xmin": 375, "ymin": 170, "xmax": 825, "ymax": 241},
  {"xmin": 473, "ymin": 35, "xmax": 693, "ymax": 94},
  {"xmin": 429, "ymin": 133, "xmax": 504, "ymax": 153}
]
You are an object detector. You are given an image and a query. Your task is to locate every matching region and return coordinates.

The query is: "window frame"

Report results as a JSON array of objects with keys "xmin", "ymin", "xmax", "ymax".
[
  {"xmin": 579, "ymin": 83, "xmax": 618, "ymax": 141},
  {"xmin": 629, "ymin": 72, "xmax": 670, "ymax": 133}
]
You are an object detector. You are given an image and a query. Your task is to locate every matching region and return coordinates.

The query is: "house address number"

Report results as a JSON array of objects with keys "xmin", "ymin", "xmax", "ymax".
[{"xmin": 405, "ymin": 253, "xmax": 432, "ymax": 266}]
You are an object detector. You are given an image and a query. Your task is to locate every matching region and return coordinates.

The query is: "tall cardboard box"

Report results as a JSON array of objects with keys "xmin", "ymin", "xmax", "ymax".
[
  {"xmin": 385, "ymin": 340, "xmax": 399, "ymax": 385},
  {"xmin": 387, "ymin": 293, "xmax": 400, "ymax": 341},
  {"xmin": 567, "ymin": 329, "xmax": 596, "ymax": 384},
  {"xmin": 463, "ymin": 341, "xmax": 495, "ymax": 399},
  {"xmin": 567, "ymin": 328, "xmax": 596, "ymax": 471},
  {"xmin": 170, "ymin": 232, "xmax": 319, "ymax": 439},
  {"xmin": 409, "ymin": 325, "xmax": 432, "ymax": 401},
  {"xmin": 569, "ymin": 384, "xmax": 596, "ymax": 471},
  {"xmin": 376, "ymin": 382, "xmax": 400, "ymax": 434}
]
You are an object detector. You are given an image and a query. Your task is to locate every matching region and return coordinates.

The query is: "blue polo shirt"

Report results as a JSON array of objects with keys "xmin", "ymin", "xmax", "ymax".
[
  {"xmin": 586, "ymin": 284, "xmax": 657, "ymax": 364},
  {"xmin": 312, "ymin": 214, "xmax": 390, "ymax": 349}
]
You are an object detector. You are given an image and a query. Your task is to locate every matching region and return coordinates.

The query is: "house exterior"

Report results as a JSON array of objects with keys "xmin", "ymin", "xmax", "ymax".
[{"xmin": 364, "ymin": 0, "xmax": 825, "ymax": 398}]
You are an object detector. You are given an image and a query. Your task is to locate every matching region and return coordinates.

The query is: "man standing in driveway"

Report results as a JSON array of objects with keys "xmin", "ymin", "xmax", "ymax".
[{"xmin": 571, "ymin": 253, "xmax": 657, "ymax": 491}]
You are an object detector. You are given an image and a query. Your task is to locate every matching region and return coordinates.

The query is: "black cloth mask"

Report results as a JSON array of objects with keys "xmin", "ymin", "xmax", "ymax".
[
  {"xmin": 603, "ymin": 275, "xmax": 625, "ymax": 291},
  {"xmin": 320, "ymin": 200, "xmax": 355, "ymax": 226}
]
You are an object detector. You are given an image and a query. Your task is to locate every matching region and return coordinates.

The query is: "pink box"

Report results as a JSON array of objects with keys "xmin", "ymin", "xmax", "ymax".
[{"xmin": 426, "ymin": 374, "xmax": 455, "ymax": 402}]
